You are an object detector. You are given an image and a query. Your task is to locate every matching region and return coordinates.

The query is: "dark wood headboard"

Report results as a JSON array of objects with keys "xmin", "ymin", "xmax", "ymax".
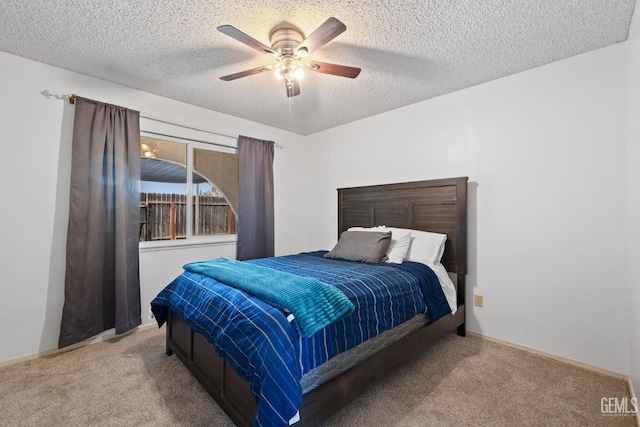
[{"xmin": 337, "ymin": 177, "xmax": 468, "ymax": 275}]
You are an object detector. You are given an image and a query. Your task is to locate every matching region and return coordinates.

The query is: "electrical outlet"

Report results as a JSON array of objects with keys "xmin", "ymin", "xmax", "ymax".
[{"xmin": 474, "ymin": 294, "xmax": 484, "ymax": 307}]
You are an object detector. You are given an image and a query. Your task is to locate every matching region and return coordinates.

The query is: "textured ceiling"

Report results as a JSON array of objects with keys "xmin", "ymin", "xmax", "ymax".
[{"xmin": 0, "ymin": 1, "xmax": 636, "ymax": 135}]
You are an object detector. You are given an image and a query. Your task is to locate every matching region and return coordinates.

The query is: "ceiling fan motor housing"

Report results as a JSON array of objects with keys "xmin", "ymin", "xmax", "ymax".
[{"xmin": 270, "ymin": 28, "xmax": 304, "ymax": 55}]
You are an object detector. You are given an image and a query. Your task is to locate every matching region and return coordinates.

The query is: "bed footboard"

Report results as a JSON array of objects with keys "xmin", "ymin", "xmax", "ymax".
[
  {"xmin": 166, "ymin": 304, "xmax": 464, "ymax": 427},
  {"xmin": 166, "ymin": 310, "xmax": 256, "ymax": 426}
]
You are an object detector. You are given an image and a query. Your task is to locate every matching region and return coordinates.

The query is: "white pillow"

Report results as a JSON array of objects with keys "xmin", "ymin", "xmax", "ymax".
[
  {"xmin": 385, "ymin": 227, "xmax": 447, "ymax": 266},
  {"xmin": 347, "ymin": 226, "xmax": 411, "ymax": 264},
  {"xmin": 347, "ymin": 226, "xmax": 386, "ymax": 232},
  {"xmin": 384, "ymin": 231, "xmax": 411, "ymax": 263}
]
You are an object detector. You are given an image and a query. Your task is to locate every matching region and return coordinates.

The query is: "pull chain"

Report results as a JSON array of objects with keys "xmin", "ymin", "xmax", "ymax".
[{"xmin": 288, "ymin": 96, "xmax": 293, "ymax": 144}]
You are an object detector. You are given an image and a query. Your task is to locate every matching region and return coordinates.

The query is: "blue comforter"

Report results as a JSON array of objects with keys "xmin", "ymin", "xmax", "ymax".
[{"xmin": 151, "ymin": 251, "xmax": 450, "ymax": 427}]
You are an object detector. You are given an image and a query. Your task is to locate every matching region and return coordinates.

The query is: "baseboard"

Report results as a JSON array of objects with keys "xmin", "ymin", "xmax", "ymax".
[
  {"xmin": 466, "ymin": 331, "xmax": 626, "ymax": 380},
  {"xmin": 629, "ymin": 377, "xmax": 640, "ymax": 427},
  {"xmin": 0, "ymin": 324, "xmax": 157, "ymax": 369}
]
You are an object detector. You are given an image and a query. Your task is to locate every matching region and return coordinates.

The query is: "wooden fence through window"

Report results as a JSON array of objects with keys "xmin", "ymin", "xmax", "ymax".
[{"xmin": 140, "ymin": 193, "xmax": 236, "ymax": 241}]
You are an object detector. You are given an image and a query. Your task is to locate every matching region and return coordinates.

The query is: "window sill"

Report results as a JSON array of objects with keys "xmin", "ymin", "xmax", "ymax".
[{"xmin": 139, "ymin": 235, "xmax": 237, "ymax": 253}]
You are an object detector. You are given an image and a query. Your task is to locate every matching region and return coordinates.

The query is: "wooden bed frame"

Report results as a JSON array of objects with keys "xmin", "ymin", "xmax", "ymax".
[{"xmin": 164, "ymin": 177, "xmax": 468, "ymax": 426}]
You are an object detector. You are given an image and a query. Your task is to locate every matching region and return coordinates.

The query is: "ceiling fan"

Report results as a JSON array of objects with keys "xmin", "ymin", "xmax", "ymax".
[{"xmin": 217, "ymin": 17, "xmax": 361, "ymax": 97}]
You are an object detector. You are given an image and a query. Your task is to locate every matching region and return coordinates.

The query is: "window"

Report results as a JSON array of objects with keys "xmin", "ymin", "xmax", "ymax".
[{"xmin": 139, "ymin": 136, "xmax": 238, "ymax": 243}]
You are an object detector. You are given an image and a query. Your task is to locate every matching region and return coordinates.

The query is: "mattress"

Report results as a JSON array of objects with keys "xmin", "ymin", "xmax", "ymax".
[{"xmin": 300, "ymin": 313, "xmax": 429, "ymax": 393}]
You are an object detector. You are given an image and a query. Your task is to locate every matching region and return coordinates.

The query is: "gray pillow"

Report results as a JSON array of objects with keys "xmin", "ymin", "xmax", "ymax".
[{"xmin": 324, "ymin": 231, "xmax": 392, "ymax": 263}]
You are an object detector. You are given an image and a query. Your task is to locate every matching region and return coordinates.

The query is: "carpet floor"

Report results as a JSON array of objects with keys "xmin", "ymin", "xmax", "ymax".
[{"xmin": 0, "ymin": 326, "xmax": 635, "ymax": 426}]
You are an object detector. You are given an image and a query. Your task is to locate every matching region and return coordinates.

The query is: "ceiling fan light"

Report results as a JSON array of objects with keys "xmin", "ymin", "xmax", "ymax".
[
  {"xmin": 294, "ymin": 68, "xmax": 304, "ymax": 80},
  {"xmin": 275, "ymin": 68, "xmax": 284, "ymax": 79}
]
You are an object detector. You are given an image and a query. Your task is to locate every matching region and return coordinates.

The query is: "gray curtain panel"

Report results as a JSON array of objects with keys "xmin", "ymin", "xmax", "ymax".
[
  {"xmin": 59, "ymin": 97, "xmax": 141, "ymax": 348},
  {"xmin": 237, "ymin": 135, "xmax": 275, "ymax": 260}
]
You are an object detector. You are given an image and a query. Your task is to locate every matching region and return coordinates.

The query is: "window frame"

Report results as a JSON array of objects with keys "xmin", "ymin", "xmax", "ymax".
[{"xmin": 138, "ymin": 132, "xmax": 238, "ymax": 252}]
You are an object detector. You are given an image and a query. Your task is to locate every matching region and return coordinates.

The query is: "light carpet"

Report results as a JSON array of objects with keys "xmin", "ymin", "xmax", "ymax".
[{"xmin": 0, "ymin": 327, "xmax": 635, "ymax": 426}]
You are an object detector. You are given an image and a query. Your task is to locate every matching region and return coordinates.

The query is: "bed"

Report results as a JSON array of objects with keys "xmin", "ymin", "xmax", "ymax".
[{"xmin": 152, "ymin": 176, "xmax": 468, "ymax": 426}]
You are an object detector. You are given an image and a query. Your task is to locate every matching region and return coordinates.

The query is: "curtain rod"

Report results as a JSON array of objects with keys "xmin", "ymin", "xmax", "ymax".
[
  {"xmin": 141, "ymin": 130, "xmax": 237, "ymax": 151},
  {"xmin": 67, "ymin": 93, "xmax": 282, "ymax": 148},
  {"xmin": 69, "ymin": 93, "xmax": 236, "ymax": 140}
]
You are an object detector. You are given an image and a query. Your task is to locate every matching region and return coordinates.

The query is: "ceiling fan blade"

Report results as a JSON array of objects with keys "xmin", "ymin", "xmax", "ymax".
[
  {"xmin": 306, "ymin": 61, "xmax": 361, "ymax": 78},
  {"xmin": 286, "ymin": 80, "xmax": 300, "ymax": 97},
  {"xmin": 220, "ymin": 65, "xmax": 272, "ymax": 81},
  {"xmin": 217, "ymin": 25, "xmax": 276, "ymax": 56},
  {"xmin": 297, "ymin": 17, "xmax": 346, "ymax": 55}
]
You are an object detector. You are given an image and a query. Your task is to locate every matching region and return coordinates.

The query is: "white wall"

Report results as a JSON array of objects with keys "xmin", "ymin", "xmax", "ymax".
[
  {"xmin": 300, "ymin": 44, "xmax": 629, "ymax": 374},
  {"xmin": 626, "ymin": 6, "xmax": 640, "ymax": 398},
  {"xmin": 0, "ymin": 51, "xmax": 307, "ymax": 363},
  {"xmin": 0, "ymin": 37, "xmax": 634, "ymax": 377}
]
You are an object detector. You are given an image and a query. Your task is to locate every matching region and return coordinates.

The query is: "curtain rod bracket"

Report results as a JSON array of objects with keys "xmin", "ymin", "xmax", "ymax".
[{"xmin": 40, "ymin": 89, "xmax": 76, "ymax": 103}]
